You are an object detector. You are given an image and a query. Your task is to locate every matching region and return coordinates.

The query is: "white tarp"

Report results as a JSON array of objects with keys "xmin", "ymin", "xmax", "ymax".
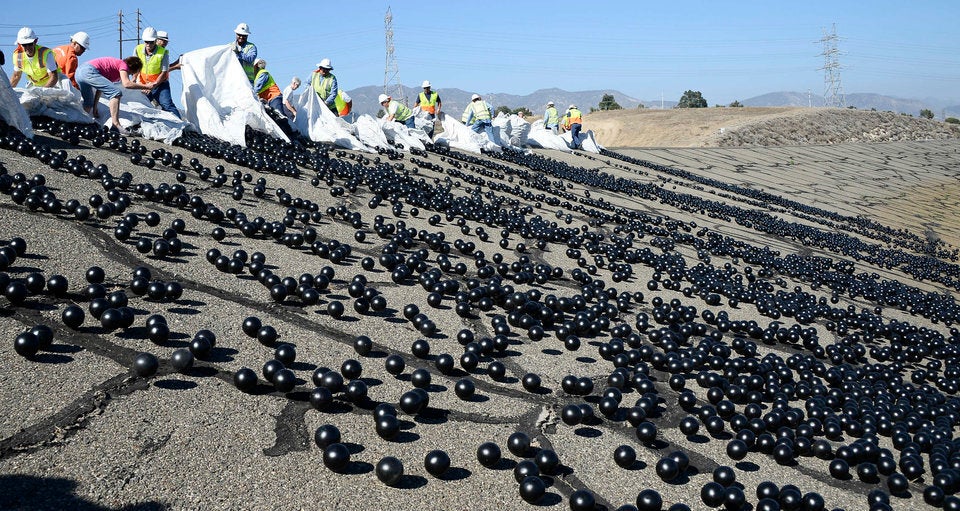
[
  {"xmin": 289, "ymin": 86, "xmax": 368, "ymax": 151},
  {"xmin": 565, "ymin": 129, "xmax": 603, "ymax": 153},
  {"xmin": 525, "ymin": 119, "xmax": 572, "ymax": 152},
  {"xmin": 99, "ymin": 90, "xmax": 186, "ymax": 144},
  {"xmin": 381, "ymin": 120, "xmax": 427, "ymax": 151},
  {"xmin": 354, "ymin": 115, "xmax": 389, "ymax": 148},
  {"xmin": 493, "ymin": 113, "xmax": 531, "ymax": 148},
  {"xmin": 435, "ymin": 112, "xmax": 501, "ymax": 154},
  {"xmin": 16, "ymin": 86, "xmax": 91, "ymax": 125},
  {"xmin": 0, "ymin": 67, "xmax": 35, "ymax": 138},
  {"xmin": 180, "ymin": 44, "xmax": 288, "ymax": 146}
]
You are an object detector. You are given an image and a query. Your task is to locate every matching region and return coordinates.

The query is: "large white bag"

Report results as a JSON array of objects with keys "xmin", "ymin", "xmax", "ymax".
[
  {"xmin": 0, "ymin": 67, "xmax": 35, "ymax": 138},
  {"xmin": 180, "ymin": 45, "xmax": 288, "ymax": 146}
]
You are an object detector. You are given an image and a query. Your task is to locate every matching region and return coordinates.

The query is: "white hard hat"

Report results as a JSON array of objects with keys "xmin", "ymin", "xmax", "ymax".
[
  {"xmin": 235, "ymin": 23, "xmax": 250, "ymax": 36},
  {"xmin": 471, "ymin": 94, "xmax": 480, "ymax": 101},
  {"xmin": 378, "ymin": 94, "xmax": 390, "ymax": 104},
  {"xmin": 16, "ymin": 27, "xmax": 38, "ymax": 45},
  {"xmin": 547, "ymin": 101, "xmax": 554, "ymax": 106},
  {"xmin": 156, "ymin": 30, "xmax": 168, "ymax": 41},
  {"xmin": 317, "ymin": 58, "xmax": 333, "ymax": 70},
  {"xmin": 422, "ymin": 80, "xmax": 431, "ymax": 88},
  {"xmin": 569, "ymin": 104, "xmax": 577, "ymax": 109},
  {"xmin": 254, "ymin": 58, "xmax": 266, "ymax": 68},
  {"xmin": 72, "ymin": 31, "xmax": 90, "ymax": 49},
  {"xmin": 142, "ymin": 27, "xmax": 157, "ymax": 42}
]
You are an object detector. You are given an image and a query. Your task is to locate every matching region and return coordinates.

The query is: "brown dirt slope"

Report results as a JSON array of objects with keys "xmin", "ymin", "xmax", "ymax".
[{"xmin": 585, "ymin": 106, "xmax": 960, "ymax": 148}]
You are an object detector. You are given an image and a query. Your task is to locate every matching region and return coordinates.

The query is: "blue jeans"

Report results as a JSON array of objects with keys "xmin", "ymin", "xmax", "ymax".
[
  {"xmin": 471, "ymin": 120, "xmax": 494, "ymax": 140},
  {"xmin": 76, "ymin": 63, "xmax": 121, "ymax": 108},
  {"xmin": 402, "ymin": 116, "xmax": 415, "ymax": 129},
  {"xmin": 146, "ymin": 81, "xmax": 180, "ymax": 118},
  {"xmin": 266, "ymin": 96, "xmax": 285, "ymax": 115},
  {"xmin": 570, "ymin": 123, "xmax": 582, "ymax": 148}
]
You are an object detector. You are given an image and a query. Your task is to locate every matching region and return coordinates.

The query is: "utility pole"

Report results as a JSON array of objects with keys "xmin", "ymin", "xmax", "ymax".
[
  {"xmin": 817, "ymin": 23, "xmax": 845, "ymax": 108},
  {"xmin": 383, "ymin": 7, "xmax": 407, "ymax": 105},
  {"xmin": 118, "ymin": 9, "xmax": 143, "ymax": 58}
]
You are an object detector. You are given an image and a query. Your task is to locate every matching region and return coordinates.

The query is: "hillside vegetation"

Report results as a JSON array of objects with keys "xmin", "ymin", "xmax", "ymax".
[{"xmin": 585, "ymin": 107, "xmax": 960, "ymax": 148}]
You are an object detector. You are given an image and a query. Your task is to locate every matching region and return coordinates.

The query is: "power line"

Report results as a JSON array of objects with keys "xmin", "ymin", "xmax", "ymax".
[
  {"xmin": 817, "ymin": 23, "xmax": 845, "ymax": 108},
  {"xmin": 383, "ymin": 6, "xmax": 406, "ymax": 104}
]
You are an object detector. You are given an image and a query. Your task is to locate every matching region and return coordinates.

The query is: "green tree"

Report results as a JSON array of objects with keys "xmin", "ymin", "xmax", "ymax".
[
  {"xmin": 920, "ymin": 109, "xmax": 934, "ymax": 119},
  {"xmin": 946, "ymin": 117, "xmax": 959, "ymax": 124},
  {"xmin": 676, "ymin": 90, "xmax": 707, "ymax": 108},
  {"xmin": 598, "ymin": 94, "xmax": 622, "ymax": 111},
  {"xmin": 512, "ymin": 107, "xmax": 532, "ymax": 116},
  {"xmin": 729, "ymin": 100, "xmax": 743, "ymax": 108},
  {"xmin": 495, "ymin": 105, "xmax": 512, "ymax": 116}
]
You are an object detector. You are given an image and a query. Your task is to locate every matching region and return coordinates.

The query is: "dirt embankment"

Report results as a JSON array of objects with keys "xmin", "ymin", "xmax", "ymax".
[{"xmin": 585, "ymin": 107, "xmax": 960, "ymax": 148}]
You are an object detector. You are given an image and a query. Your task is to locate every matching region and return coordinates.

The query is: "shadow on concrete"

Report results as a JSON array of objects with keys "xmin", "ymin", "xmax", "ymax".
[{"xmin": 0, "ymin": 475, "xmax": 167, "ymax": 510}]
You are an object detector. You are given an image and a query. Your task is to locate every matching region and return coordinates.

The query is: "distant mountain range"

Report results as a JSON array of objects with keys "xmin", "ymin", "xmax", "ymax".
[{"xmin": 344, "ymin": 86, "xmax": 960, "ymax": 120}]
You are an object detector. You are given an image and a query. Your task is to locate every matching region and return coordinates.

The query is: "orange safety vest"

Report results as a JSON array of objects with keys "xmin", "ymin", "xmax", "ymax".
[
  {"xmin": 135, "ymin": 43, "xmax": 168, "ymax": 84},
  {"xmin": 255, "ymin": 69, "xmax": 282, "ymax": 102},
  {"xmin": 562, "ymin": 108, "xmax": 583, "ymax": 129},
  {"xmin": 418, "ymin": 91, "xmax": 438, "ymax": 114},
  {"xmin": 53, "ymin": 43, "xmax": 79, "ymax": 87},
  {"xmin": 14, "ymin": 45, "xmax": 56, "ymax": 86}
]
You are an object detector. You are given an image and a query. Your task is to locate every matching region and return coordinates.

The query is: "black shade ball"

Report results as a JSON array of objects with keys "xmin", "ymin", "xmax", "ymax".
[
  {"xmin": 424, "ymin": 449, "xmax": 451, "ymax": 478},
  {"xmin": 133, "ymin": 352, "xmax": 159, "ymax": 377},
  {"xmin": 233, "ymin": 367, "xmax": 258, "ymax": 392},
  {"xmin": 323, "ymin": 443, "xmax": 350, "ymax": 472},
  {"xmin": 476, "ymin": 441, "xmax": 501, "ymax": 468},
  {"xmin": 375, "ymin": 456, "xmax": 404, "ymax": 486}
]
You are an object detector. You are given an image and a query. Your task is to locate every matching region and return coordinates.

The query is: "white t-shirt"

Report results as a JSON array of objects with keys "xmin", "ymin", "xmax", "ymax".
[{"xmin": 282, "ymin": 85, "xmax": 300, "ymax": 100}]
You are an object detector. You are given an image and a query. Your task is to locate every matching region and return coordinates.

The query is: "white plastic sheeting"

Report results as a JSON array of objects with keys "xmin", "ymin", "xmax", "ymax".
[
  {"xmin": 180, "ymin": 44, "xmax": 288, "ymax": 146},
  {"xmin": 101, "ymin": 90, "xmax": 186, "ymax": 144},
  {"xmin": 525, "ymin": 119, "xmax": 572, "ymax": 152},
  {"xmin": 435, "ymin": 112, "xmax": 501, "ymax": 154},
  {"xmin": 0, "ymin": 67, "xmax": 35, "ymax": 138},
  {"xmin": 492, "ymin": 113, "xmax": 531, "ymax": 149},
  {"xmin": 16, "ymin": 86, "xmax": 91, "ymax": 125},
  {"xmin": 523, "ymin": 119, "xmax": 603, "ymax": 153},
  {"xmin": 381, "ymin": 120, "xmax": 428, "ymax": 151},
  {"xmin": 288, "ymin": 86, "xmax": 368, "ymax": 152}
]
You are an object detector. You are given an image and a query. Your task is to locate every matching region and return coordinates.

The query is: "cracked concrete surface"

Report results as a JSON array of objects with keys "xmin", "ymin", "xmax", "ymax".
[{"xmin": 0, "ymin": 135, "xmax": 958, "ymax": 510}]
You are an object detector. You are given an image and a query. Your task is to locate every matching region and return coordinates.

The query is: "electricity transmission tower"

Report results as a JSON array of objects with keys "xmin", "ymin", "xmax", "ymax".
[
  {"xmin": 817, "ymin": 23, "xmax": 845, "ymax": 108},
  {"xmin": 118, "ymin": 9, "xmax": 142, "ymax": 58},
  {"xmin": 383, "ymin": 7, "xmax": 407, "ymax": 104}
]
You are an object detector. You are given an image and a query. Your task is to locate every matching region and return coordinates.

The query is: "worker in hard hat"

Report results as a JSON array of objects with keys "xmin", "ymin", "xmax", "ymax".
[
  {"xmin": 543, "ymin": 101, "xmax": 559, "ymax": 134},
  {"xmin": 135, "ymin": 28, "xmax": 180, "ymax": 118},
  {"xmin": 379, "ymin": 94, "xmax": 415, "ymax": 129},
  {"xmin": 414, "ymin": 80, "xmax": 441, "ymax": 137},
  {"xmin": 9, "ymin": 27, "xmax": 59, "ymax": 88},
  {"xmin": 252, "ymin": 59, "xmax": 285, "ymax": 113},
  {"xmin": 231, "ymin": 23, "xmax": 257, "ymax": 84},
  {"xmin": 311, "ymin": 59, "xmax": 339, "ymax": 115},
  {"xmin": 282, "ymin": 77, "xmax": 301, "ymax": 119},
  {"xmin": 156, "ymin": 31, "xmax": 180, "ymax": 72},
  {"xmin": 461, "ymin": 93, "xmax": 495, "ymax": 140},
  {"xmin": 561, "ymin": 104, "xmax": 584, "ymax": 149},
  {"xmin": 52, "ymin": 31, "xmax": 90, "ymax": 90},
  {"xmin": 75, "ymin": 56, "xmax": 153, "ymax": 134}
]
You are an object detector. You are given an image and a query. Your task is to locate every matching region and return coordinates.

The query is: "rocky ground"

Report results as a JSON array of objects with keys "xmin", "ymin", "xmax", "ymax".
[
  {"xmin": 585, "ymin": 107, "xmax": 960, "ymax": 148},
  {"xmin": 0, "ymin": 119, "xmax": 959, "ymax": 511}
]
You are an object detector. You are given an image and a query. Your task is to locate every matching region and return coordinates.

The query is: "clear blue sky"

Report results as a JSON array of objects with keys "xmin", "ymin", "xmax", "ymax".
[{"xmin": 2, "ymin": 0, "xmax": 958, "ymax": 105}]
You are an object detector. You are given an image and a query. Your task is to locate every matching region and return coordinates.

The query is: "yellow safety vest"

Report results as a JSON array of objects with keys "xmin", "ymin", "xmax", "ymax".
[
  {"xmin": 312, "ymin": 72, "xmax": 335, "ymax": 100},
  {"xmin": 563, "ymin": 108, "xmax": 583, "ymax": 129},
  {"xmin": 462, "ymin": 101, "xmax": 491, "ymax": 123},
  {"xmin": 335, "ymin": 90, "xmax": 351, "ymax": 117},
  {"xmin": 135, "ymin": 43, "xmax": 167, "ymax": 83},
  {"xmin": 15, "ymin": 46, "xmax": 56, "ymax": 86},
  {"xmin": 255, "ymin": 69, "xmax": 282, "ymax": 101},
  {"xmin": 236, "ymin": 42, "xmax": 256, "ymax": 82},
  {"xmin": 390, "ymin": 100, "xmax": 412, "ymax": 122},
  {"xmin": 545, "ymin": 106, "xmax": 559, "ymax": 126},
  {"xmin": 418, "ymin": 91, "xmax": 438, "ymax": 114}
]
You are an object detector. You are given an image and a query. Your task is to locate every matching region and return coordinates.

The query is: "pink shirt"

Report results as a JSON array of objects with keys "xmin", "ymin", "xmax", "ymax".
[{"xmin": 87, "ymin": 57, "xmax": 129, "ymax": 82}]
